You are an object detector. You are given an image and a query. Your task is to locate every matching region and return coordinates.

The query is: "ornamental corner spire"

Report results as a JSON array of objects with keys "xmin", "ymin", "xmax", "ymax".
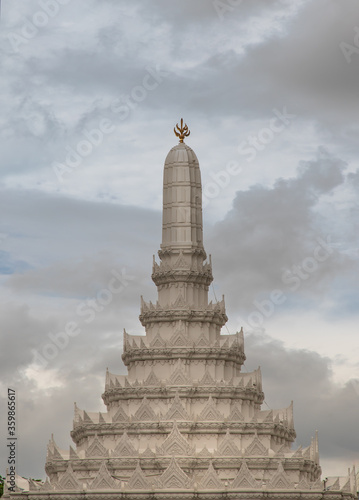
[{"xmin": 174, "ymin": 118, "xmax": 190, "ymax": 143}]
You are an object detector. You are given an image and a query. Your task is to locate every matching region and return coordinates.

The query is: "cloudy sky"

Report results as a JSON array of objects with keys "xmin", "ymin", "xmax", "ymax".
[{"xmin": 0, "ymin": 0, "xmax": 358, "ymax": 482}]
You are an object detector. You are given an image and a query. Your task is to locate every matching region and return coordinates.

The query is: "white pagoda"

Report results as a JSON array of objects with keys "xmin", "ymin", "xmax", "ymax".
[{"xmin": 6, "ymin": 120, "xmax": 357, "ymax": 500}]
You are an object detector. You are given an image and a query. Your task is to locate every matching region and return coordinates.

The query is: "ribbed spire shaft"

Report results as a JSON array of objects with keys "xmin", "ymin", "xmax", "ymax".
[{"xmin": 161, "ymin": 143, "xmax": 203, "ymax": 251}]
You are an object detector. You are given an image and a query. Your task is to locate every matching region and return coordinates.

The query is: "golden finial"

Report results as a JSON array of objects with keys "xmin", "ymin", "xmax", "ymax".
[{"xmin": 174, "ymin": 118, "xmax": 190, "ymax": 143}]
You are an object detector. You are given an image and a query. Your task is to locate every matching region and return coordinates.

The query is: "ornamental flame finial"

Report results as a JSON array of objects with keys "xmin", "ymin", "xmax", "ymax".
[{"xmin": 174, "ymin": 118, "xmax": 190, "ymax": 143}]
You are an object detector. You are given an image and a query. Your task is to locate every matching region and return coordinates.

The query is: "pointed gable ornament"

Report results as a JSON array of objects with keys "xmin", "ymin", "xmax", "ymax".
[
  {"xmin": 200, "ymin": 462, "xmax": 222, "ymax": 489},
  {"xmin": 85, "ymin": 435, "xmax": 108, "ymax": 458},
  {"xmin": 267, "ymin": 461, "xmax": 293, "ymax": 489},
  {"xmin": 172, "ymin": 293, "xmax": 188, "ymax": 310},
  {"xmin": 141, "ymin": 445, "xmax": 156, "ymax": 458},
  {"xmin": 127, "ymin": 463, "xmax": 150, "ymax": 490},
  {"xmin": 227, "ymin": 404, "xmax": 244, "ymax": 422},
  {"xmin": 237, "ymin": 377, "xmax": 244, "ymax": 388},
  {"xmin": 112, "ymin": 404, "xmax": 129, "ymax": 423},
  {"xmin": 46, "ymin": 447, "xmax": 54, "ymax": 462},
  {"xmin": 245, "ymin": 435, "xmax": 268, "ymax": 456},
  {"xmin": 132, "ymin": 338, "xmax": 139, "ymax": 349},
  {"xmin": 90, "ymin": 462, "xmax": 117, "ymax": 490},
  {"xmin": 169, "ymin": 359, "xmax": 190, "ymax": 385},
  {"xmin": 329, "ymin": 478, "xmax": 341, "ymax": 491},
  {"xmin": 52, "ymin": 444, "xmax": 65, "ymax": 460},
  {"xmin": 112, "ymin": 431, "xmax": 137, "ymax": 457},
  {"xmin": 170, "ymin": 369, "xmax": 190, "ymax": 385},
  {"xmin": 341, "ymin": 478, "xmax": 352, "ymax": 493},
  {"xmin": 291, "ymin": 446, "xmax": 302, "ymax": 458},
  {"xmin": 39, "ymin": 478, "xmax": 54, "ymax": 492},
  {"xmin": 144, "ymin": 370, "xmax": 161, "ymax": 386},
  {"xmin": 58, "ymin": 463, "xmax": 82, "ymax": 491},
  {"xmin": 83, "ymin": 411, "xmax": 94, "ymax": 423},
  {"xmin": 212, "ymin": 338, "xmax": 220, "ymax": 348},
  {"xmin": 164, "ymin": 392, "xmax": 190, "ymax": 421},
  {"xmin": 158, "ymin": 421, "xmax": 194, "ymax": 456},
  {"xmin": 169, "ymin": 328, "xmax": 188, "ymax": 347},
  {"xmin": 69, "ymin": 446, "xmax": 79, "ymax": 460},
  {"xmin": 28, "ymin": 478, "xmax": 42, "ymax": 491},
  {"xmin": 197, "ymin": 446, "xmax": 213, "ymax": 458},
  {"xmin": 221, "ymin": 338, "xmax": 229, "ymax": 349},
  {"xmin": 150, "ymin": 331, "xmax": 166, "ymax": 348},
  {"xmin": 195, "ymin": 333, "xmax": 210, "ymax": 347},
  {"xmin": 231, "ymin": 460, "xmax": 258, "ymax": 489},
  {"xmin": 217, "ymin": 430, "xmax": 241, "ymax": 457},
  {"xmin": 199, "ymin": 396, "xmax": 224, "ymax": 421},
  {"xmin": 173, "ymin": 250, "xmax": 190, "ymax": 270},
  {"xmin": 310, "ymin": 478, "xmax": 324, "ymax": 490},
  {"xmin": 133, "ymin": 397, "xmax": 158, "ymax": 421},
  {"xmin": 275, "ymin": 444, "xmax": 288, "ymax": 457},
  {"xmin": 297, "ymin": 477, "xmax": 311, "ymax": 490},
  {"xmin": 302, "ymin": 445, "xmax": 311, "ymax": 459},
  {"xmin": 158, "ymin": 456, "xmax": 191, "ymax": 489},
  {"xmin": 47, "ymin": 434, "xmax": 61, "ymax": 460},
  {"xmin": 199, "ymin": 369, "xmax": 215, "ymax": 386},
  {"xmin": 262, "ymin": 410, "xmax": 274, "ymax": 423},
  {"xmin": 115, "ymin": 376, "xmax": 122, "ymax": 388}
]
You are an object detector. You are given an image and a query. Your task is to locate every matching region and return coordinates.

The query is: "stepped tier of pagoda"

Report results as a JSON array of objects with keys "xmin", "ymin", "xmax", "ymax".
[{"xmin": 6, "ymin": 124, "xmax": 357, "ymax": 500}]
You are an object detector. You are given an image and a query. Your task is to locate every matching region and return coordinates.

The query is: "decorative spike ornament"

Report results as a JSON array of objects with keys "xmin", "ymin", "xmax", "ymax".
[{"xmin": 174, "ymin": 118, "xmax": 190, "ymax": 143}]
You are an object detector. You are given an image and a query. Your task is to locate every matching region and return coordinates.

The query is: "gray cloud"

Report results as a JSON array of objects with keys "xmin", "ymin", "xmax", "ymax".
[
  {"xmin": 1, "ymin": 0, "xmax": 358, "ymax": 483},
  {"xmin": 0, "ymin": 304, "xmax": 57, "ymax": 375},
  {"xmin": 208, "ymin": 149, "xmax": 359, "ymax": 317},
  {"xmin": 0, "ymin": 188, "xmax": 160, "ymax": 264},
  {"xmin": 245, "ymin": 332, "xmax": 359, "ymax": 465}
]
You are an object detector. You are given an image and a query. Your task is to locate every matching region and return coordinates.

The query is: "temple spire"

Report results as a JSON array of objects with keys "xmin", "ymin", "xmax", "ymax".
[{"xmin": 36, "ymin": 121, "xmax": 338, "ymax": 500}]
